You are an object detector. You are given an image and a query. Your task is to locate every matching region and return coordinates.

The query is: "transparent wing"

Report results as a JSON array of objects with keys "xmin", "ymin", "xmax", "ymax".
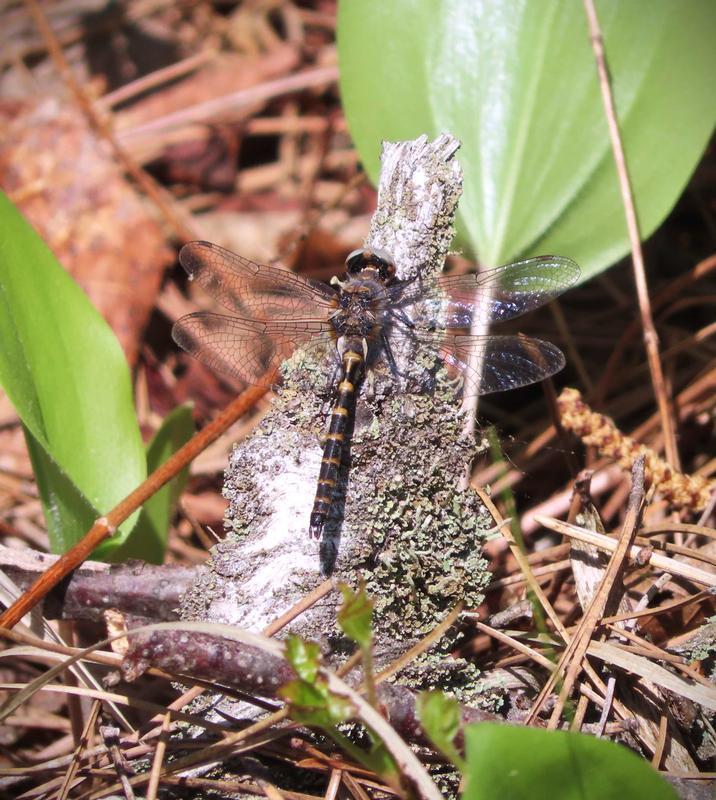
[
  {"xmin": 179, "ymin": 240, "xmax": 338, "ymax": 321},
  {"xmin": 172, "ymin": 312, "xmax": 334, "ymax": 387},
  {"xmin": 411, "ymin": 332, "xmax": 566, "ymax": 395},
  {"xmin": 394, "ymin": 255, "xmax": 579, "ymax": 327}
]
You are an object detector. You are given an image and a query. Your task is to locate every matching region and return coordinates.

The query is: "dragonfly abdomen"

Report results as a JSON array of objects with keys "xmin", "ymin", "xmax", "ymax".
[{"xmin": 309, "ymin": 346, "xmax": 364, "ymax": 539}]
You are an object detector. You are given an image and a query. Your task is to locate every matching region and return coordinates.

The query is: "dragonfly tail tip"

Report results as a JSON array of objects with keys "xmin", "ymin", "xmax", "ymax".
[{"xmin": 309, "ymin": 514, "xmax": 324, "ymax": 540}]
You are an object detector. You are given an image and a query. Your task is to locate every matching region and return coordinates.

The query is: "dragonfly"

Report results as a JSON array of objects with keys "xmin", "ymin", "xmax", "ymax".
[{"xmin": 172, "ymin": 241, "xmax": 579, "ymax": 539}]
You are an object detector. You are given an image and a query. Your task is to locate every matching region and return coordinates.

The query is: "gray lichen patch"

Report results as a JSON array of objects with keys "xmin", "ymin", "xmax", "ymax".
[
  {"xmin": 392, "ymin": 651, "xmax": 495, "ymax": 713},
  {"xmin": 670, "ymin": 618, "xmax": 716, "ymax": 677}
]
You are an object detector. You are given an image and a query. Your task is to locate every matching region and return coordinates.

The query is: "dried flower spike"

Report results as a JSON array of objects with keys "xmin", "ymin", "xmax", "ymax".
[{"xmin": 558, "ymin": 387, "xmax": 713, "ymax": 512}]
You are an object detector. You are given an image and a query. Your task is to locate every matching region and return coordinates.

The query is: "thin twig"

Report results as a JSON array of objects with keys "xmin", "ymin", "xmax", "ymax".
[
  {"xmin": 119, "ymin": 66, "xmax": 339, "ymax": 141},
  {"xmin": 571, "ymin": 693, "xmax": 590, "ymax": 732},
  {"xmin": 473, "ymin": 486, "xmax": 567, "ymax": 638},
  {"xmin": 652, "ymin": 714, "xmax": 669, "ymax": 770},
  {"xmin": 472, "ymin": 620, "xmax": 555, "ymax": 671},
  {"xmin": 535, "ymin": 515, "xmax": 716, "ymax": 588},
  {"xmin": 263, "ymin": 580, "xmax": 335, "ymax": 637},
  {"xmin": 146, "ymin": 711, "xmax": 171, "ymax": 800},
  {"xmin": 595, "ymin": 253, "xmax": 716, "ymax": 405},
  {"xmin": 601, "ymin": 589, "xmax": 710, "ymax": 626},
  {"xmin": 475, "ymin": 485, "xmax": 646, "ymax": 736},
  {"xmin": 99, "ymin": 50, "xmax": 215, "ymax": 109},
  {"xmin": 583, "ymin": 0, "xmax": 680, "ymax": 469},
  {"xmin": 623, "ymin": 571, "xmax": 672, "ymax": 634},
  {"xmin": 57, "ymin": 699, "xmax": 101, "ymax": 800},
  {"xmin": 594, "ymin": 677, "xmax": 616, "ymax": 737},
  {"xmin": 605, "ymin": 624, "xmax": 712, "ymax": 686}
]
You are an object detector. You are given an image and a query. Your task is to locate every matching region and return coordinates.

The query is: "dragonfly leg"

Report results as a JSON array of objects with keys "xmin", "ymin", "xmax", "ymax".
[
  {"xmin": 381, "ymin": 328, "xmax": 434, "ymax": 393},
  {"xmin": 390, "ymin": 307, "xmax": 415, "ymax": 329},
  {"xmin": 381, "ymin": 331, "xmax": 401, "ymax": 378},
  {"xmin": 323, "ymin": 352, "xmax": 343, "ymax": 396}
]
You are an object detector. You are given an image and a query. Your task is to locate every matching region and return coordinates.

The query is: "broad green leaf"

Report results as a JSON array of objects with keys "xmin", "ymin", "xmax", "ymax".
[
  {"xmin": 416, "ymin": 690, "xmax": 465, "ymax": 770},
  {"xmin": 23, "ymin": 426, "xmax": 98, "ymax": 552},
  {"xmin": 105, "ymin": 404, "xmax": 194, "ymax": 563},
  {"xmin": 463, "ymin": 723, "xmax": 677, "ymax": 800},
  {"xmin": 338, "ymin": 1, "xmax": 716, "ymax": 278},
  {"xmin": 0, "ymin": 192, "xmax": 145, "ymax": 554},
  {"xmin": 338, "ymin": 583, "xmax": 374, "ymax": 650}
]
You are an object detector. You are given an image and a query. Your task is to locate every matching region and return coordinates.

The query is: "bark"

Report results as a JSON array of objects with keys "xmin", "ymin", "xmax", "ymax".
[
  {"xmin": 122, "ymin": 629, "xmax": 500, "ymax": 744},
  {"xmin": 0, "ymin": 544, "xmax": 190, "ymax": 623}
]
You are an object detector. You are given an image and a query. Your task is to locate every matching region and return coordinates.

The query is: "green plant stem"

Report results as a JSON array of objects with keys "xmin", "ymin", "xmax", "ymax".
[{"xmin": 361, "ymin": 641, "xmax": 378, "ymax": 710}]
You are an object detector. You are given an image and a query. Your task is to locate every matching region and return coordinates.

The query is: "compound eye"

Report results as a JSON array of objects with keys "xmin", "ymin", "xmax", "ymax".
[
  {"xmin": 379, "ymin": 259, "xmax": 396, "ymax": 282},
  {"xmin": 366, "ymin": 247, "xmax": 396, "ymax": 281},
  {"xmin": 345, "ymin": 247, "xmax": 396, "ymax": 280},
  {"xmin": 345, "ymin": 248, "xmax": 366, "ymax": 274}
]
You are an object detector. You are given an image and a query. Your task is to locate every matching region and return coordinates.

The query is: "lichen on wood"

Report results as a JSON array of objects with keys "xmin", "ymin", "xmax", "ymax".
[{"xmin": 180, "ymin": 134, "xmax": 492, "ymax": 663}]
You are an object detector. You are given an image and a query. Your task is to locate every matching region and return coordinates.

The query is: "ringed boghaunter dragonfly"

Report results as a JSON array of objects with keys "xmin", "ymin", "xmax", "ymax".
[{"xmin": 172, "ymin": 241, "xmax": 579, "ymax": 539}]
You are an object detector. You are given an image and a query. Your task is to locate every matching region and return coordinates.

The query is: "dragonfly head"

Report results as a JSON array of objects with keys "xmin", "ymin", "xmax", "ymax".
[{"xmin": 345, "ymin": 247, "xmax": 396, "ymax": 284}]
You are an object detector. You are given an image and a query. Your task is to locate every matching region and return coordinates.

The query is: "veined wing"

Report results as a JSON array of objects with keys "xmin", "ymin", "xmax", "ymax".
[
  {"xmin": 412, "ymin": 331, "xmax": 566, "ymax": 395},
  {"xmin": 179, "ymin": 241, "xmax": 338, "ymax": 321},
  {"xmin": 395, "ymin": 255, "xmax": 579, "ymax": 327},
  {"xmin": 172, "ymin": 312, "xmax": 334, "ymax": 387}
]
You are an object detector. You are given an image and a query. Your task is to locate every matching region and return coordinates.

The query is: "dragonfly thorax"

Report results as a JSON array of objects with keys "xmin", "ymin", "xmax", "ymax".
[{"xmin": 332, "ymin": 274, "xmax": 390, "ymax": 340}]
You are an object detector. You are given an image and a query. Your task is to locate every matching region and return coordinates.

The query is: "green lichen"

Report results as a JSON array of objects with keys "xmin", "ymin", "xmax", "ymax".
[
  {"xmin": 673, "ymin": 617, "xmax": 716, "ymax": 677},
  {"xmin": 344, "ymin": 381, "xmax": 492, "ymax": 642}
]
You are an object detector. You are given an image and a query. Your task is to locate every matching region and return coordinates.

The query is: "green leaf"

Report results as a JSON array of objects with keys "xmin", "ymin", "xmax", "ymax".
[
  {"xmin": 338, "ymin": 1, "xmax": 716, "ymax": 278},
  {"xmin": 280, "ymin": 678, "xmax": 355, "ymax": 727},
  {"xmin": 284, "ymin": 635, "xmax": 323, "ymax": 683},
  {"xmin": 281, "ymin": 636, "xmax": 356, "ymax": 725},
  {"xmin": 0, "ymin": 192, "xmax": 146, "ymax": 555},
  {"xmin": 22, "ymin": 426, "xmax": 99, "ymax": 551},
  {"xmin": 106, "ymin": 404, "xmax": 194, "ymax": 563},
  {"xmin": 416, "ymin": 690, "xmax": 465, "ymax": 770},
  {"xmin": 463, "ymin": 723, "xmax": 677, "ymax": 800},
  {"xmin": 280, "ymin": 679, "xmax": 333, "ymax": 727},
  {"xmin": 338, "ymin": 583, "xmax": 374, "ymax": 650}
]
